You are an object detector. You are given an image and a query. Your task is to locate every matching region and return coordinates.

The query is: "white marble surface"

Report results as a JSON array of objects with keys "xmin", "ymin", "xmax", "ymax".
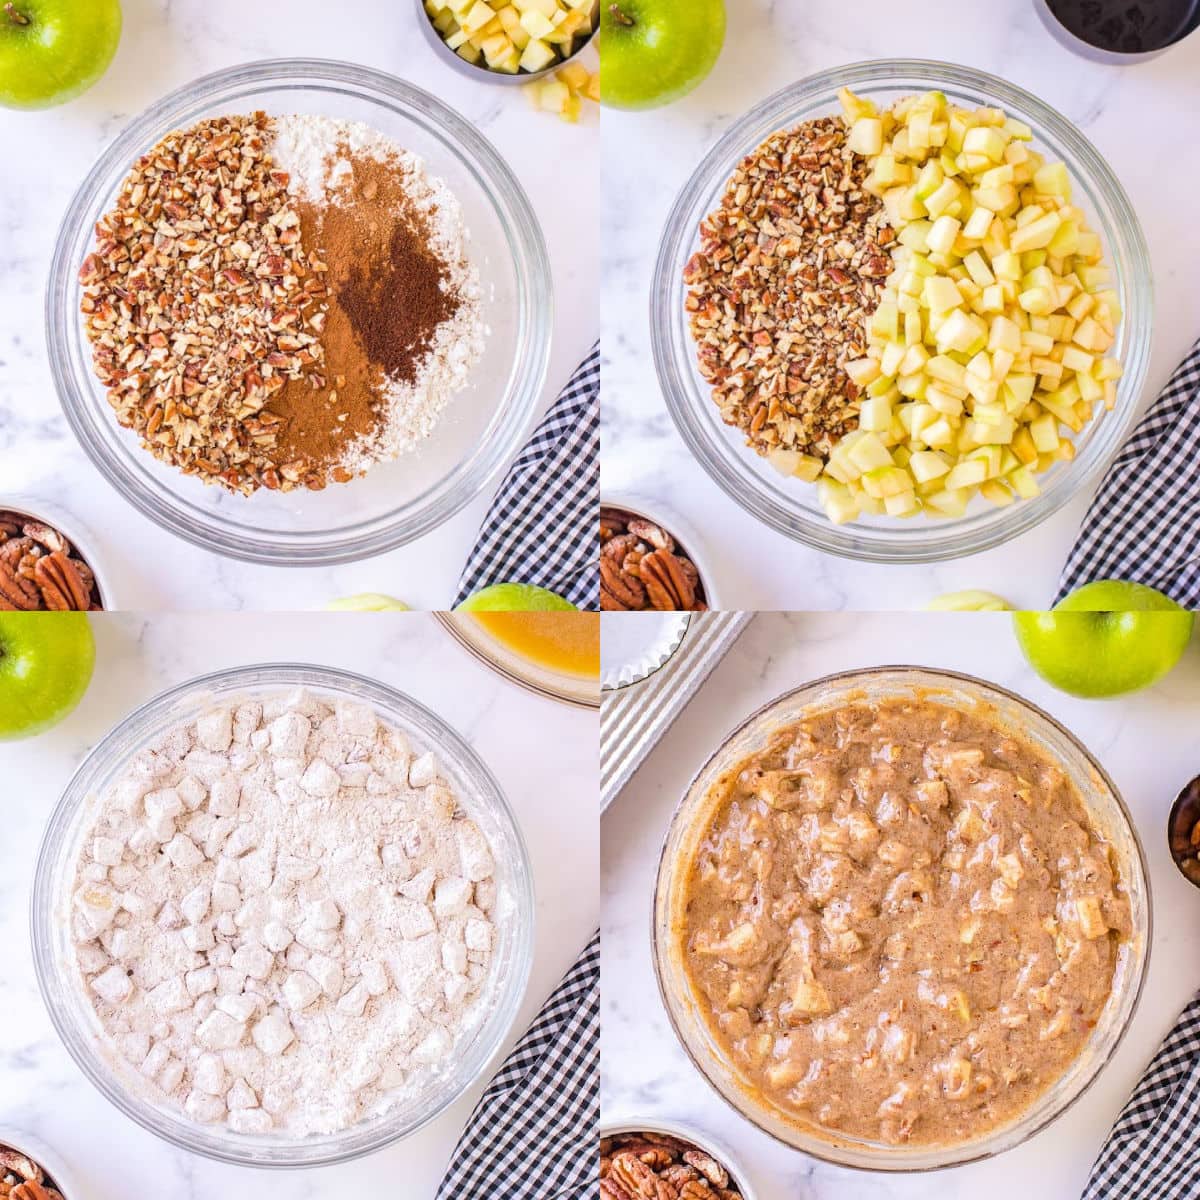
[
  {"xmin": 0, "ymin": 0, "xmax": 597, "ymax": 610},
  {"xmin": 602, "ymin": 612, "xmax": 1200, "ymax": 1199},
  {"xmin": 601, "ymin": 1, "xmax": 1200, "ymax": 610},
  {"xmin": 0, "ymin": 613, "xmax": 598, "ymax": 1196}
]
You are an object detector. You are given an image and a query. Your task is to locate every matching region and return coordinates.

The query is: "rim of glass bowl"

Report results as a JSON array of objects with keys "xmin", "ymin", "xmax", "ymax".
[
  {"xmin": 30, "ymin": 663, "xmax": 536, "ymax": 1168},
  {"xmin": 651, "ymin": 666, "xmax": 1151, "ymax": 1172},
  {"xmin": 651, "ymin": 59, "xmax": 1153, "ymax": 564},
  {"xmin": 46, "ymin": 59, "xmax": 553, "ymax": 566}
]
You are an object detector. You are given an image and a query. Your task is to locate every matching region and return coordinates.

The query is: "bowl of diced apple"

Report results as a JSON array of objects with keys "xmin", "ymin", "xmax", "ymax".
[
  {"xmin": 651, "ymin": 60, "xmax": 1152, "ymax": 564},
  {"xmin": 418, "ymin": 0, "xmax": 599, "ymax": 89}
]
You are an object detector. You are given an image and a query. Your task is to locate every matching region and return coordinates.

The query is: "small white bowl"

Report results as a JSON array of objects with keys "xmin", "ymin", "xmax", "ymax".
[
  {"xmin": 0, "ymin": 496, "xmax": 116, "ymax": 610},
  {"xmin": 601, "ymin": 492, "xmax": 722, "ymax": 612},
  {"xmin": 0, "ymin": 1127, "xmax": 86, "ymax": 1199},
  {"xmin": 600, "ymin": 1117, "xmax": 760, "ymax": 1200}
]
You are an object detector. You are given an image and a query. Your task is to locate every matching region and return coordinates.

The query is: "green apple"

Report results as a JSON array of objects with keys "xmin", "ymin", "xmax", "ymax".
[
  {"xmin": 0, "ymin": 0, "xmax": 122, "ymax": 110},
  {"xmin": 325, "ymin": 594, "xmax": 411, "ymax": 612},
  {"xmin": 600, "ymin": 0, "xmax": 726, "ymax": 111},
  {"xmin": 926, "ymin": 590, "xmax": 1015, "ymax": 612},
  {"xmin": 0, "ymin": 612, "xmax": 95, "ymax": 739},
  {"xmin": 456, "ymin": 583, "xmax": 576, "ymax": 612},
  {"xmin": 1013, "ymin": 580, "xmax": 1194, "ymax": 698}
]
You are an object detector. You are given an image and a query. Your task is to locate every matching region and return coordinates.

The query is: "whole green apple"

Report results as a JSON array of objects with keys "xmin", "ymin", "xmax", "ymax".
[
  {"xmin": 600, "ymin": 0, "xmax": 726, "ymax": 111},
  {"xmin": 325, "ymin": 593, "xmax": 412, "ymax": 612},
  {"xmin": 456, "ymin": 583, "xmax": 576, "ymax": 612},
  {"xmin": 0, "ymin": 612, "xmax": 95, "ymax": 739},
  {"xmin": 1013, "ymin": 580, "xmax": 1194, "ymax": 698},
  {"xmin": 0, "ymin": 0, "xmax": 122, "ymax": 110}
]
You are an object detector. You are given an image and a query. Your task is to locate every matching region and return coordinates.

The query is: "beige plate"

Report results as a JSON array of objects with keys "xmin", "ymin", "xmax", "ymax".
[{"xmin": 436, "ymin": 613, "xmax": 600, "ymax": 709}]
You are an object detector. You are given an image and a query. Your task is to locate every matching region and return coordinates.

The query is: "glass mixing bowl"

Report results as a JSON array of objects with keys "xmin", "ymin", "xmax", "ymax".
[
  {"xmin": 46, "ymin": 59, "xmax": 552, "ymax": 566},
  {"xmin": 651, "ymin": 60, "xmax": 1152, "ymax": 563},
  {"xmin": 652, "ymin": 666, "xmax": 1151, "ymax": 1171},
  {"xmin": 31, "ymin": 664, "xmax": 535, "ymax": 1167}
]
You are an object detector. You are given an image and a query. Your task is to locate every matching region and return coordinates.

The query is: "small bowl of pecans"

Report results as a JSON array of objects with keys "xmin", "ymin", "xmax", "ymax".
[
  {"xmin": 0, "ymin": 502, "xmax": 111, "ymax": 611},
  {"xmin": 0, "ymin": 1131, "xmax": 78, "ymax": 1200},
  {"xmin": 600, "ymin": 1121, "xmax": 756, "ymax": 1200},
  {"xmin": 1167, "ymin": 774, "xmax": 1200, "ymax": 888},
  {"xmin": 599, "ymin": 496, "xmax": 719, "ymax": 612}
]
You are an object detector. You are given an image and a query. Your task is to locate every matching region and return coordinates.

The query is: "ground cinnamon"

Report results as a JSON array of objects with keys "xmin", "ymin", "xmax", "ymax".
[{"xmin": 265, "ymin": 145, "xmax": 461, "ymax": 481}]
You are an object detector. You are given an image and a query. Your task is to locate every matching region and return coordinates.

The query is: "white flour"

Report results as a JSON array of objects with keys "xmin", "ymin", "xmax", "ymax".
[
  {"xmin": 68, "ymin": 689, "xmax": 499, "ymax": 1137},
  {"xmin": 269, "ymin": 115, "xmax": 487, "ymax": 473}
]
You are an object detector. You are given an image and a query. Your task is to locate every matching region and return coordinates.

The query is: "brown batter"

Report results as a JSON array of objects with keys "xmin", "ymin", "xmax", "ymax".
[{"xmin": 679, "ymin": 697, "xmax": 1132, "ymax": 1146}]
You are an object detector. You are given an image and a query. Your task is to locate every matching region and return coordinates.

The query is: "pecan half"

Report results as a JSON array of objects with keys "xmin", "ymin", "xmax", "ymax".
[
  {"xmin": 625, "ymin": 517, "xmax": 674, "ymax": 553},
  {"xmin": 0, "ymin": 1151, "xmax": 41, "ymax": 1184},
  {"xmin": 683, "ymin": 1151, "xmax": 729, "ymax": 1189},
  {"xmin": 20, "ymin": 521, "xmax": 69, "ymax": 556},
  {"xmin": 34, "ymin": 553, "xmax": 90, "ymax": 611},
  {"xmin": 601, "ymin": 556, "xmax": 646, "ymax": 611},
  {"xmin": 640, "ymin": 550, "xmax": 696, "ymax": 611},
  {"xmin": 610, "ymin": 1154, "xmax": 675, "ymax": 1200}
]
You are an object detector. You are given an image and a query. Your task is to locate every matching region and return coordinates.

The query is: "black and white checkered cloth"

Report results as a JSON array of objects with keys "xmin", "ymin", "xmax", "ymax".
[
  {"xmin": 1083, "ymin": 992, "xmax": 1200, "ymax": 1199},
  {"xmin": 1057, "ymin": 339, "xmax": 1200, "ymax": 606},
  {"xmin": 437, "ymin": 932, "xmax": 599, "ymax": 1200},
  {"xmin": 454, "ymin": 345, "xmax": 599, "ymax": 610}
]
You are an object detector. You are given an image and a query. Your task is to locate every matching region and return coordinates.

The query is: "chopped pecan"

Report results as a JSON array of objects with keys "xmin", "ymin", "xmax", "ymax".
[
  {"xmin": 79, "ymin": 113, "xmax": 329, "ymax": 496},
  {"xmin": 683, "ymin": 116, "xmax": 888, "ymax": 460}
]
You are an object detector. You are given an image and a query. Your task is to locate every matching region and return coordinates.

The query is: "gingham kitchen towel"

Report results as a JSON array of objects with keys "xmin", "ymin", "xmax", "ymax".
[
  {"xmin": 1082, "ymin": 992, "xmax": 1200, "ymax": 1199},
  {"xmin": 436, "ymin": 932, "xmax": 599, "ymax": 1200},
  {"xmin": 1057, "ymin": 339, "xmax": 1200, "ymax": 606},
  {"xmin": 454, "ymin": 345, "xmax": 599, "ymax": 610}
]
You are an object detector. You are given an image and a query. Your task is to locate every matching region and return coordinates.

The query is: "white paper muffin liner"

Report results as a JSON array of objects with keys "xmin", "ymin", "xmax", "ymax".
[{"xmin": 601, "ymin": 613, "xmax": 691, "ymax": 691}]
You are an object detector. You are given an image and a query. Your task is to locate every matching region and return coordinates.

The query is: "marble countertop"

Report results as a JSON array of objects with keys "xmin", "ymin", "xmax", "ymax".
[
  {"xmin": 0, "ymin": 613, "xmax": 598, "ymax": 1197},
  {"xmin": 602, "ymin": 0, "xmax": 1200, "ymax": 610},
  {"xmin": 602, "ymin": 612, "xmax": 1200, "ymax": 1199},
  {"xmin": 0, "ymin": 1, "xmax": 597, "ymax": 610}
]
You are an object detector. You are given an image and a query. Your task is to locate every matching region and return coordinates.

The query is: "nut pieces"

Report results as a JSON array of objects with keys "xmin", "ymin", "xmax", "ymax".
[
  {"xmin": 0, "ymin": 1144, "xmax": 65, "ymax": 1200},
  {"xmin": 683, "ymin": 117, "xmax": 890, "ymax": 461},
  {"xmin": 600, "ymin": 509, "xmax": 706, "ymax": 612},
  {"xmin": 79, "ymin": 113, "xmax": 329, "ymax": 496},
  {"xmin": 0, "ymin": 512, "xmax": 101, "ymax": 611},
  {"xmin": 600, "ymin": 1132, "xmax": 743, "ymax": 1200}
]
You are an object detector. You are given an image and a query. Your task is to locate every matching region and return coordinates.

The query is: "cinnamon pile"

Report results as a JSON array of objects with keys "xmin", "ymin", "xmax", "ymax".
[{"xmin": 268, "ymin": 149, "xmax": 460, "ymax": 480}]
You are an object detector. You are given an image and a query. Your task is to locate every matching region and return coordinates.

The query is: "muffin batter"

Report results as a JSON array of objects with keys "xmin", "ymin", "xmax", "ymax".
[{"xmin": 679, "ymin": 697, "xmax": 1132, "ymax": 1146}]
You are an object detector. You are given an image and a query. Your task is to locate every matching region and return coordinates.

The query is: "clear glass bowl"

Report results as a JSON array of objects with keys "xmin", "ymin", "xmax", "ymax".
[
  {"xmin": 651, "ymin": 60, "xmax": 1153, "ymax": 563},
  {"xmin": 31, "ymin": 664, "xmax": 536, "ymax": 1167},
  {"xmin": 652, "ymin": 666, "xmax": 1151, "ymax": 1171},
  {"xmin": 46, "ymin": 59, "xmax": 553, "ymax": 566}
]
